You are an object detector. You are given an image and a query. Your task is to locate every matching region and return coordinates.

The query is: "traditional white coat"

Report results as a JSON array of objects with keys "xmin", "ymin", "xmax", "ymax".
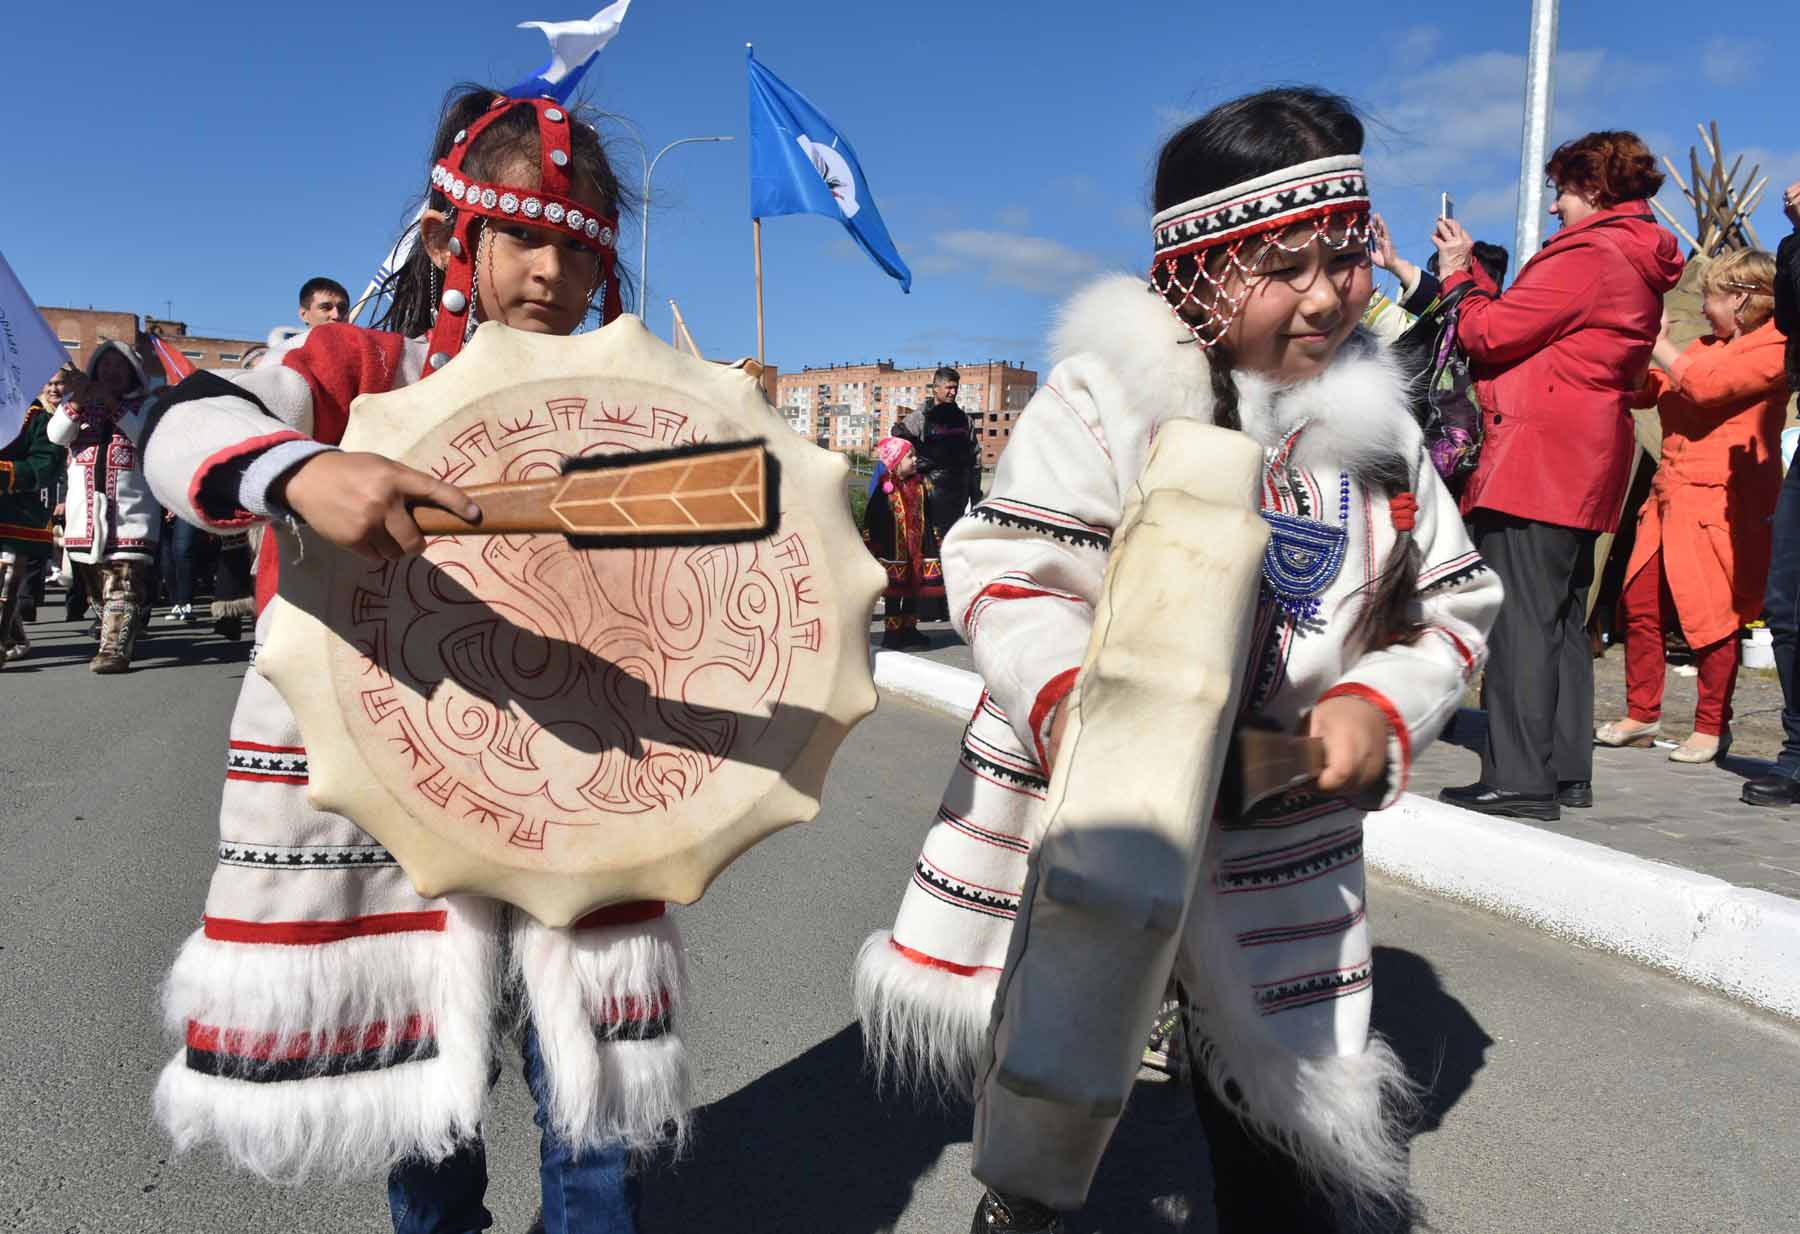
[
  {"xmin": 49, "ymin": 342, "xmax": 163, "ymax": 565},
  {"xmin": 855, "ymin": 274, "xmax": 1502, "ymax": 1203},
  {"xmin": 133, "ymin": 324, "xmax": 687, "ymax": 1181}
]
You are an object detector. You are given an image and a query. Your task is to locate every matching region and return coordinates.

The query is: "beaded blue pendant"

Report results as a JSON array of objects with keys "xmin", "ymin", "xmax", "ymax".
[{"xmin": 1259, "ymin": 472, "xmax": 1350, "ymax": 623}]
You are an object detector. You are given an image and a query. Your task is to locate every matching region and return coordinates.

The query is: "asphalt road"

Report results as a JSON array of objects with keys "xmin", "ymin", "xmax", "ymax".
[{"xmin": 3, "ymin": 613, "xmax": 1797, "ymax": 1233}]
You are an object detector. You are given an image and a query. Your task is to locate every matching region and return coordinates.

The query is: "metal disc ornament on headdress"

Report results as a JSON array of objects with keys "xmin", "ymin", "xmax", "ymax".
[
  {"xmin": 425, "ymin": 95, "xmax": 623, "ymax": 368},
  {"xmin": 257, "ymin": 318, "xmax": 886, "ymax": 926}
]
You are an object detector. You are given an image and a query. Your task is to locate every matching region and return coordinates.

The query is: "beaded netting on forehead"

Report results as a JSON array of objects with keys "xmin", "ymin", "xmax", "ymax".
[
  {"xmin": 1148, "ymin": 154, "xmax": 1372, "ymax": 349},
  {"xmin": 424, "ymin": 95, "xmax": 622, "ymax": 370}
]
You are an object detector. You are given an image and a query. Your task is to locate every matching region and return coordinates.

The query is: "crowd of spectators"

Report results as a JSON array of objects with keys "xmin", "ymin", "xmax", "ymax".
[{"xmin": 0, "ymin": 276, "xmax": 346, "ymax": 673}]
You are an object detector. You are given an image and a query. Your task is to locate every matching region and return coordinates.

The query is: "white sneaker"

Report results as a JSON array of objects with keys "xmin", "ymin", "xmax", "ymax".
[{"xmin": 164, "ymin": 604, "xmax": 189, "ymax": 623}]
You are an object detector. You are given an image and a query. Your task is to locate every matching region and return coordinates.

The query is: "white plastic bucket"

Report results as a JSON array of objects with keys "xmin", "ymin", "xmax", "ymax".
[{"xmin": 1743, "ymin": 626, "xmax": 1775, "ymax": 670}]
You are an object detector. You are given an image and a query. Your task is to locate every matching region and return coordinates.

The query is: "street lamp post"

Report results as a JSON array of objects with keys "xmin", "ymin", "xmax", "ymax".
[{"xmin": 640, "ymin": 135, "xmax": 734, "ymax": 308}]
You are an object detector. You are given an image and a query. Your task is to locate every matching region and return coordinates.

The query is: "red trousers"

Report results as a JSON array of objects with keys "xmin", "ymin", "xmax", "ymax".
[{"xmin": 1622, "ymin": 549, "xmax": 1739, "ymax": 736}]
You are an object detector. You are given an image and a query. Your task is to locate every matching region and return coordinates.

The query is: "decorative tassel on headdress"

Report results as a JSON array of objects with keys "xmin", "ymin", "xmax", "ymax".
[{"xmin": 1148, "ymin": 155, "xmax": 1373, "ymax": 349}]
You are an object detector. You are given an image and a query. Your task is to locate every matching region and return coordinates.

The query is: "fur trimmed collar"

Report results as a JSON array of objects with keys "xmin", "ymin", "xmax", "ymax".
[{"xmin": 1050, "ymin": 273, "xmax": 1420, "ymax": 480}]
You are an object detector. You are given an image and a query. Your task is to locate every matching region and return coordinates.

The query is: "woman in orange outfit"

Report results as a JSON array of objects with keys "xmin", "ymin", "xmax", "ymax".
[{"xmin": 1597, "ymin": 248, "xmax": 1790, "ymax": 762}]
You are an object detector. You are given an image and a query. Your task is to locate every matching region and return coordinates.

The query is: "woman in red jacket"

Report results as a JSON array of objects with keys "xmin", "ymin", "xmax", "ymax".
[
  {"xmin": 1433, "ymin": 131, "xmax": 1684, "ymax": 820},
  {"xmin": 1597, "ymin": 250, "xmax": 1786, "ymax": 763}
]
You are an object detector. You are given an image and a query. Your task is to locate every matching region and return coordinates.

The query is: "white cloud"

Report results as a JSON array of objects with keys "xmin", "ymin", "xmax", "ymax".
[
  {"xmin": 996, "ymin": 204, "xmax": 1033, "ymax": 228},
  {"xmin": 1364, "ymin": 44, "xmax": 1609, "ymax": 193},
  {"xmin": 1700, "ymin": 37, "xmax": 1762, "ymax": 86},
  {"xmin": 924, "ymin": 229, "xmax": 1102, "ymax": 295}
]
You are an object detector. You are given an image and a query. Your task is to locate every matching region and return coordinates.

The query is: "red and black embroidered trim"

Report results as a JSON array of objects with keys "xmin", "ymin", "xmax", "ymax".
[{"xmin": 185, "ymin": 1014, "xmax": 436, "ymax": 1083}]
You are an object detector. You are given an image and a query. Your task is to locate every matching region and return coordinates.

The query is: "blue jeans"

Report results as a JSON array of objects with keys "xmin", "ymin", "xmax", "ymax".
[
  {"xmin": 387, "ymin": 1026, "xmax": 641, "ymax": 1234},
  {"xmin": 162, "ymin": 516, "xmax": 202, "ymax": 607},
  {"xmin": 1765, "ymin": 461, "xmax": 1800, "ymax": 776}
]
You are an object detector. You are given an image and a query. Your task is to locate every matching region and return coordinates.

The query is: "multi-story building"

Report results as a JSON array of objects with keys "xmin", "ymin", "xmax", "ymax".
[
  {"xmin": 39, "ymin": 306, "xmax": 264, "ymax": 376},
  {"xmin": 774, "ymin": 358, "xmax": 1037, "ymax": 466}
]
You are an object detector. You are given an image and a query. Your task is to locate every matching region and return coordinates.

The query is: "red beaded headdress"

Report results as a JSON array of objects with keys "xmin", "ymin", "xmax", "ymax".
[
  {"xmin": 1149, "ymin": 154, "xmax": 1371, "ymax": 349},
  {"xmin": 424, "ymin": 95, "xmax": 622, "ymax": 370}
]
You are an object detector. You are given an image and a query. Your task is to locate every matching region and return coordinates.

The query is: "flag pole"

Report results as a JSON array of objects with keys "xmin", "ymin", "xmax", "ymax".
[{"xmin": 753, "ymin": 217, "xmax": 765, "ymax": 364}]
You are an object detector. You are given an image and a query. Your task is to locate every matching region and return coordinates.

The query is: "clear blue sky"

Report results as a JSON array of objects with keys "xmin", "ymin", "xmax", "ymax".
[{"xmin": 6, "ymin": 1, "xmax": 1797, "ymax": 377}]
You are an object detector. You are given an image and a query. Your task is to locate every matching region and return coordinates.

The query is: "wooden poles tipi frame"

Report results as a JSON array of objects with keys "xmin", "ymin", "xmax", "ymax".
[{"xmin": 1649, "ymin": 121, "xmax": 1769, "ymax": 257}]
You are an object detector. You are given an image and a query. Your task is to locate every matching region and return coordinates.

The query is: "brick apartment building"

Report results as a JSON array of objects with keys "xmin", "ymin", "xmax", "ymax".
[
  {"xmin": 774, "ymin": 358, "xmax": 1037, "ymax": 466},
  {"xmin": 39, "ymin": 306, "xmax": 265, "ymax": 377}
]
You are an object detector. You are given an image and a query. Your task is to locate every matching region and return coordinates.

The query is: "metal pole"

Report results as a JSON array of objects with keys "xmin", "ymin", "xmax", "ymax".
[
  {"xmin": 640, "ymin": 135, "xmax": 734, "ymax": 310},
  {"xmin": 753, "ymin": 218, "xmax": 765, "ymax": 365},
  {"xmin": 1514, "ymin": 0, "xmax": 1560, "ymax": 266}
]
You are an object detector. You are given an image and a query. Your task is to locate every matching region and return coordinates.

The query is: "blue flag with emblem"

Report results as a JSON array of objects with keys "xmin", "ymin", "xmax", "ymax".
[{"xmin": 747, "ymin": 46, "xmax": 911, "ymax": 293}]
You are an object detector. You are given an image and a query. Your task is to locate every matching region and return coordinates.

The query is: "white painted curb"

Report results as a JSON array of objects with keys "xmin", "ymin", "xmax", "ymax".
[
  {"xmin": 873, "ymin": 649, "xmax": 1800, "ymax": 1019},
  {"xmin": 872, "ymin": 648, "xmax": 985, "ymax": 718}
]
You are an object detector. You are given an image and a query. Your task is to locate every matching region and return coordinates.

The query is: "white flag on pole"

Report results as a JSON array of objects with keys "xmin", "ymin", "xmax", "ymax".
[
  {"xmin": 351, "ymin": 1, "xmax": 635, "ymax": 324},
  {"xmin": 0, "ymin": 249, "xmax": 69, "ymax": 443}
]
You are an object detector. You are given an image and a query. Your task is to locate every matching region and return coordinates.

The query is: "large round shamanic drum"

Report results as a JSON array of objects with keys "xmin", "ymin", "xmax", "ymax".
[{"xmin": 258, "ymin": 318, "xmax": 885, "ymax": 926}]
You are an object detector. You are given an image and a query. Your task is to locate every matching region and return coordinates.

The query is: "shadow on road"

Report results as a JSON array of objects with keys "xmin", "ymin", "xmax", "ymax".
[
  {"xmin": 642, "ymin": 1023, "xmax": 966, "ymax": 1232},
  {"xmin": 642, "ymin": 1023, "xmax": 1211, "ymax": 1233},
  {"xmin": 644, "ymin": 955, "xmax": 1487, "ymax": 1233},
  {"xmin": 1370, "ymin": 945, "xmax": 1493, "ymax": 1136}
]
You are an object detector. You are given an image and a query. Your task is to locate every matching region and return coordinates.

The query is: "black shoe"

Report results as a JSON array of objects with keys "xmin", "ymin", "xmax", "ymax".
[
  {"xmin": 1557, "ymin": 780, "xmax": 1593, "ymax": 809},
  {"xmin": 1741, "ymin": 773, "xmax": 1800, "ymax": 808},
  {"xmin": 1438, "ymin": 781, "xmax": 1561, "ymax": 821},
  {"xmin": 971, "ymin": 1190, "xmax": 1064, "ymax": 1234}
]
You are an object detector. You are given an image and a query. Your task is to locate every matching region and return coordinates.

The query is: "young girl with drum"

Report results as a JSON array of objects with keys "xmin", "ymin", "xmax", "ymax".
[
  {"xmin": 854, "ymin": 88, "xmax": 1502, "ymax": 1233},
  {"xmin": 134, "ymin": 87, "xmax": 669, "ymax": 1234}
]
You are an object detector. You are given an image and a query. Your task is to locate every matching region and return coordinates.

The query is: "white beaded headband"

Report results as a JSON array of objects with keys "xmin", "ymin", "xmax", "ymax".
[{"xmin": 1150, "ymin": 154, "xmax": 1372, "ymax": 348}]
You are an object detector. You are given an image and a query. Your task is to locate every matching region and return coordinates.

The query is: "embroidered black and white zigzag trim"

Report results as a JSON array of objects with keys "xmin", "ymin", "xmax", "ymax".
[
  {"xmin": 1418, "ymin": 553, "xmax": 1491, "ymax": 597},
  {"xmin": 1253, "ymin": 961, "xmax": 1373, "ymax": 1015},
  {"xmin": 911, "ymin": 859, "xmax": 1020, "ymax": 920},
  {"xmin": 969, "ymin": 499, "xmax": 1111, "ymax": 550},
  {"xmin": 1152, "ymin": 155, "xmax": 1369, "ymax": 259},
  {"xmin": 1218, "ymin": 826, "xmax": 1363, "ymax": 894},
  {"xmin": 217, "ymin": 841, "xmax": 397, "ymax": 869},
  {"xmin": 226, "ymin": 744, "xmax": 308, "ymax": 782}
]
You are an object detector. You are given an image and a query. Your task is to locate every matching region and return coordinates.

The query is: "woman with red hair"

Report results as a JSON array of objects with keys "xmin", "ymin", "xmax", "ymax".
[{"xmin": 1433, "ymin": 131, "xmax": 1684, "ymax": 820}]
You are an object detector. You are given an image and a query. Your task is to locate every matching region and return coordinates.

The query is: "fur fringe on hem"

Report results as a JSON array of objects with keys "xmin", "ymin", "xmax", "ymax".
[
  {"xmin": 154, "ymin": 1050, "xmax": 484, "ymax": 1184},
  {"xmin": 1180, "ymin": 893, "xmax": 1421, "ymax": 1227},
  {"xmin": 154, "ymin": 895, "xmax": 498, "ymax": 1182},
  {"xmin": 510, "ymin": 911, "xmax": 691, "ymax": 1156},
  {"xmin": 210, "ymin": 596, "xmax": 257, "ymax": 620},
  {"xmin": 853, "ymin": 929, "xmax": 998, "ymax": 1099}
]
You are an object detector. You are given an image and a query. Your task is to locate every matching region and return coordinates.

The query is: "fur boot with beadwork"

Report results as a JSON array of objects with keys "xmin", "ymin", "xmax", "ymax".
[
  {"xmin": 969, "ymin": 1190, "xmax": 1065, "ymax": 1234},
  {"xmin": 91, "ymin": 594, "xmax": 138, "ymax": 673}
]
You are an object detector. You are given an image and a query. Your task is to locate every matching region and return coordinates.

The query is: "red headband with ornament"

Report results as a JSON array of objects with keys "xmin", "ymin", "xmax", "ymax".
[
  {"xmin": 425, "ymin": 95, "xmax": 622, "ymax": 370},
  {"xmin": 1149, "ymin": 154, "xmax": 1371, "ymax": 349}
]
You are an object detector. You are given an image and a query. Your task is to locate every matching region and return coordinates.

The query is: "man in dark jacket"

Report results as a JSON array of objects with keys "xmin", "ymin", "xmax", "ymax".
[
  {"xmin": 1742, "ymin": 181, "xmax": 1800, "ymax": 806},
  {"xmin": 896, "ymin": 366, "xmax": 983, "ymax": 545}
]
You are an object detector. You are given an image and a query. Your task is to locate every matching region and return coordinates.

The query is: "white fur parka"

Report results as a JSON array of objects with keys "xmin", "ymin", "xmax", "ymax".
[{"xmin": 855, "ymin": 273, "xmax": 1502, "ymax": 1209}]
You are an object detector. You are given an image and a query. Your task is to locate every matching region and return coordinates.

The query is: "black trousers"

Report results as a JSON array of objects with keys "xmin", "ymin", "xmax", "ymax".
[
  {"xmin": 1471, "ymin": 511, "xmax": 1598, "ymax": 794},
  {"xmin": 1193, "ymin": 1078, "xmax": 1413, "ymax": 1233}
]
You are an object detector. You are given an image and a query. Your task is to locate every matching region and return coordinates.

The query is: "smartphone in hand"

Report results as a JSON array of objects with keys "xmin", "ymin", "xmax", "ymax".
[{"xmin": 1440, "ymin": 192, "xmax": 1455, "ymax": 221}]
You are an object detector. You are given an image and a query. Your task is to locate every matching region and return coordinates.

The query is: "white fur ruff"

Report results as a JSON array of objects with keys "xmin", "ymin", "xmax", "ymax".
[
  {"xmin": 154, "ymin": 895, "xmax": 498, "ymax": 1182},
  {"xmin": 854, "ymin": 929, "xmax": 998, "ymax": 1099},
  {"xmin": 1049, "ymin": 272, "xmax": 1420, "ymax": 480},
  {"xmin": 509, "ymin": 912, "xmax": 690, "ymax": 1155}
]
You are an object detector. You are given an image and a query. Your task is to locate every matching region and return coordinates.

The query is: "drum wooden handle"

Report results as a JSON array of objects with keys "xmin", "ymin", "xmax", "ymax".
[
  {"xmin": 414, "ymin": 480, "xmax": 559, "ymax": 535},
  {"xmin": 410, "ymin": 440, "xmax": 776, "ymax": 547}
]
